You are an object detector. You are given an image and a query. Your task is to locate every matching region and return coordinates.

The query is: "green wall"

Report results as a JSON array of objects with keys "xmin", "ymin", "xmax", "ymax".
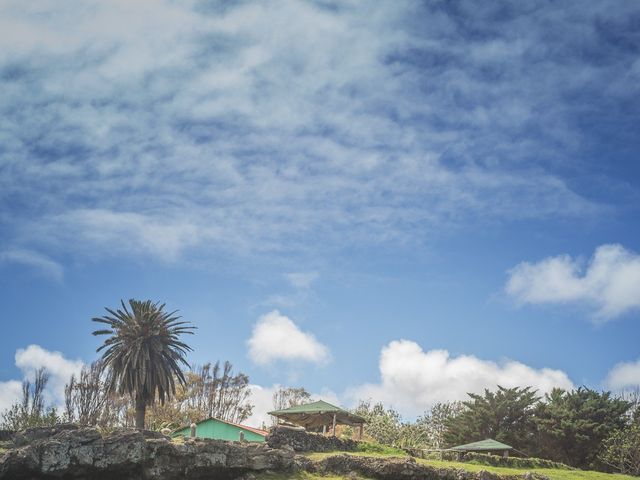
[{"xmin": 174, "ymin": 418, "xmax": 266, "ymax": 442}]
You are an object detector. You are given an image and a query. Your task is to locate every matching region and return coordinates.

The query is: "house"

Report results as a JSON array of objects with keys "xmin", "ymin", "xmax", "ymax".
[{"xmin": 172, "ymin": 417, "xmax": 268, "ymax": 442}]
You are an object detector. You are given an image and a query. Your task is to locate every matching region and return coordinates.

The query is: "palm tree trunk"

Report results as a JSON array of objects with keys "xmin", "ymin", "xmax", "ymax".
[{"xmin": 135, "ymin": 396, "xmax": 146, "ymax": 429}]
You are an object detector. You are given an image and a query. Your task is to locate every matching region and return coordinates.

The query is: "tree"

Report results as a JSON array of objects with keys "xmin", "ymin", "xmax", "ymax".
[
  {"xmin": 600, "ymin": 423, "xmax": 640, "ymax": 476},
  {"xmin": 534, "ymin": 387, "xmax": 631, "ymax": 469},
  {"xmin": 1, "ymin": 368, "xmax": 59, "ymax": 430},
  {"xmin": 180, "ymin": 361, "xmax": 253, "ymax": 424},
  {"xmin": 271, "ymin": 387, "xmax": 311, "ymax": 426},
  {"xmin": 444, "ymin": 386, "xmax": 539, "ymax": 451},
  {"xmin": 92, "ymin": 299, "xmax": 195, "ymax": 429},
  {"xmin": 418, "ymin": 401, "xmax": 464, "ymax": 449},
  {"xmin": 272, "ymin": 387, "xmax": 311, "ymax": 411},
  {"xmin": 354, "ymin": 400, "xmax": 402, "ymax": 446},
  {"xmin": 64, "ymin": 361, "xmax": 111, "ymax": 426}
]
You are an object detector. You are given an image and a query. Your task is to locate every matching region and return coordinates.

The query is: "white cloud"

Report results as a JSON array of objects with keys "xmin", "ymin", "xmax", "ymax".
[
  {"xmin": 1, "ymin": 1, "xmax": 626, "ymax": 263},
  {"xmin": 248, "ymin": 310, "xmax": 330, "ymax": 366},
  {"xmin": 506, "ymin": 244, "xmax": 640, "ymax": 320},
  {"xmin": 0, "ymin": 249, "xmax": 63, "ymax": 281},
  {"xmin": 605, "ymin": 359, "xmax": 640, "ymax": 391},
  {"xmin": 0, "ymin": 380, "xmax": 23, "ymax": 414},
  {"xmin": 0, "ymin": 345, "xmax": 85, "ymax": 411},
  {"xmin": 347, "ymin": 340, "xmax": 574, "ymax": 416}
]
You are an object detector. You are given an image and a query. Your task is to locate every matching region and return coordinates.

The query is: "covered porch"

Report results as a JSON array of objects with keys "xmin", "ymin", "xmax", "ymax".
[{"xmin": 268, "ymin": 400, "xmax": 366, "ymax": 439}]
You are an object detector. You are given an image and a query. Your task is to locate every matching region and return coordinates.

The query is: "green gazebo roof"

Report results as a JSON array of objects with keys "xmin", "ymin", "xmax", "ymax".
[
  {"xmin": 269, "ymin": 400, "xmax": 366, "ymax": 428},
  {"xmin": 449, "ymin": 439, "xmax": 513, "ymax": 451}
]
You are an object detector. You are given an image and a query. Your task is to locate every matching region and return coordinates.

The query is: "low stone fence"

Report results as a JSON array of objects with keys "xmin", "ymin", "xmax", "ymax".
[{"xmin": 266, "ymin": 426, "xmax": 358, "ymax": 452}]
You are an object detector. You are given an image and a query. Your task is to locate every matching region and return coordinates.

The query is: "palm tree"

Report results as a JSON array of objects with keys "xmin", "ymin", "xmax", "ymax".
[{"xmin": 92, "ymin": 299, "xmax": 195, "ymax": 429}]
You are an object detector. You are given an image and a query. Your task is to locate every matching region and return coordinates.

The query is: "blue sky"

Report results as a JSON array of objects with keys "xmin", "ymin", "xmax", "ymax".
[{"xmin": 0, "ymin": 0, "xmax": 639, "ymax": 426}]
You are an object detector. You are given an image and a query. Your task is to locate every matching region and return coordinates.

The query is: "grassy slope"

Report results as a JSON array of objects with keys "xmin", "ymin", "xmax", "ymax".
[{"xmin": 302, "ymin": 452, "xmax": 638, "ymax": 480}]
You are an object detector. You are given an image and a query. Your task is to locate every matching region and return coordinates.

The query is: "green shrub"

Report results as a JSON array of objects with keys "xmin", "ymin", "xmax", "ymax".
[{"xmin": 355, "ymin": 441, "xmax": 407, "ymax": 456}]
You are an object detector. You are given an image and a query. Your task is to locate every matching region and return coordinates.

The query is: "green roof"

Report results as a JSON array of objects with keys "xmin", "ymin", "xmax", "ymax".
[
  {"xmin": 269, "ymin": 400, "xmax": 346, "ymax": 415},
  {"xmin": 449, "ymin": 439, "xmax": 513, "ymax": 451},
  {"xmin": 268, "ymin": 400, "xmax": 366, "ymax": 428}
]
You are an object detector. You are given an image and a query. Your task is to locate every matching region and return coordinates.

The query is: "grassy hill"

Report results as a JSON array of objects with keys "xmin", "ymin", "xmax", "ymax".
[{"xmin": 286, "ymin": 450, "xmax": 639, "ymax": 480}]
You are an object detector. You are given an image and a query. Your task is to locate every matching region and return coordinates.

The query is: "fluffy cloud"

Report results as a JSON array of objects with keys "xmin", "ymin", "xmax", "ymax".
[
  {"xmin": 347, "ymin": 340, "xmax": 574, "ymax": 416},
  {"xmin": 0, "ymin": 345, "xmax": 84, "ymax": 412},
  {"xmin": 605, "ymin": 359, "xmax": 640, "ymax": 391},
  {"xmin": 3, "ymin": 1, "xmax": 632, "ymax": 263},
  {"xmin": 506, "ymin": 244, "xmax": 640, "ymax": 320},
  {"xmin": 0, "ymin": 380, "xmax": 23, "ymax": 414},
  {"xmin": 248, "ymin": 310, "xmax": 330, "ymax": 366}
]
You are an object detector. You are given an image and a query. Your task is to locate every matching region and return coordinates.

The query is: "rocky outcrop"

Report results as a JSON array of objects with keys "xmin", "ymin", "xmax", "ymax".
[
  {"xmin": 0, "ymin": 427, "xmax": 297, "ymax": 479},
  {"xmin": 266, "ymin": 426, "xmax": 358, "ymax": 452},
  {"xmin": 0, "ymin": 426, "xmax": 551, "ymax": 480},
  {"xmin": 311, "ymin": 454, "xmax": 550, "ymax": 480}
]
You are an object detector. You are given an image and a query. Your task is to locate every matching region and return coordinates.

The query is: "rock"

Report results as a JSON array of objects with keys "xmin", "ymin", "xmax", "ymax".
[
  {"xmin": 266, "ymin": 426, "xmax": 358, "ymax": 452},
  {"xmin": 12, "ymin": 423, "xmax": 79, "ymax": 447},
  {"xmin": 0, "ymin": 426, "xmax": 296, "ymax": 479}
]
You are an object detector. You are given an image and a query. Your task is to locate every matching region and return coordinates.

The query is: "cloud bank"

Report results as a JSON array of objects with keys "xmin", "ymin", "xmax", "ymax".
[
  {"xmin": 3, "ymin": 1, "xmax": 635, "ymax": 264},
  {"xmin": 506, "ymin": 244, "xmax": 640, "ymax": 320},
  {"xmin": 348, "ymin": 340, "xmax": 574, "ymax": 415},
  {"xmin": 248, "ymin": 310, "xmax": 330, "ymax": 366}
]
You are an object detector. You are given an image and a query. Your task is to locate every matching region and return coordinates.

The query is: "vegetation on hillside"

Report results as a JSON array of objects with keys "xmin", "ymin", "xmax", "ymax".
[{"xmin": 1, "ymin": 299, "xmax": 639, "ymax": 477}]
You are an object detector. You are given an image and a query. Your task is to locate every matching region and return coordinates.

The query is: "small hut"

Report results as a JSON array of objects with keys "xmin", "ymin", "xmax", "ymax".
[
  {"xmin": 172, "ymin": 417, "xmax": 268, "ymax": 442},
  {"xmin": 448, "ymin": 439, "xmax": 514, "ymax": 458},
  {"xmin": 268, "ymin": 400, "xmax": 366, "ymax": 439}
]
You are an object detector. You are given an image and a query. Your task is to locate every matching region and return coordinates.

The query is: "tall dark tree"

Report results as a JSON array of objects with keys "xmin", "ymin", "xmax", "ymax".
[
  {"xmin": 444, "ymin": 386, "xmax": 540, "ymax": 451},
  {"xmin": 534, "ymin": 387, "xmax": 630, "ymax": 469},
  {"xmin": 92, "ymin": 299, "xmax": 195, "ymax": 429}
]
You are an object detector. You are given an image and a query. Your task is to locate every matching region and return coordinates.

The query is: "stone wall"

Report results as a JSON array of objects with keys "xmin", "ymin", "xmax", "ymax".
[
  {"xmin": 266, "ymin": 426, "xmax": 358, "ymax": 452},
  {"xmin": 0, "ymin": 426, "xmax": 297, "ymax": 480}
]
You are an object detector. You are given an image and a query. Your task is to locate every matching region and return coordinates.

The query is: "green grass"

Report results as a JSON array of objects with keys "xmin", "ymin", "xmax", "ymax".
[
  {"xmin": 255, "ymin": 472, "xmax": 371, "ymax": 480},
  {"xmin": 303, "ymin": 451, "xmax": 638, "ymax": 480}
]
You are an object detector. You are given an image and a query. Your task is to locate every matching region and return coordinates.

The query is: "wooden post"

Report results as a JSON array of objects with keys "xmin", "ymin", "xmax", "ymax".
[
  {"xmin": 239, "ymin": 431, "xmax": 245, "ymax": 442},
  {"xmin": 332, "ymin": 414, "xmax": 337, "ymax": 437},
  {"xmin": 358, "ymin": 423, "xmax": 363, "ymax": 440}
]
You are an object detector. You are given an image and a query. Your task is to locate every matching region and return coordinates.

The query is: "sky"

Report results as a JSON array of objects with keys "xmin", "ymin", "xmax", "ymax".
[{"xmin": 0, "ymin": 0, "xmax": 639, "ymax": 428}]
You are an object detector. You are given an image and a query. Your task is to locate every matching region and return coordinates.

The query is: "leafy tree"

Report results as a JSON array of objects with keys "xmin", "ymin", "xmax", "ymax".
[
  {"xmin": 534, "ymin": 387, "xmax": 631, "ymax": 469},
  {"xmin": 92, "ymin": 299, "xmax": 195, "ymax": 429},
  {"xmin": 417, "ymin": 401, "xmax": 464, "ymax": 449},
  {"xmin": 600, "ymin": 423, "xmax": 640, "ymax": 476},
  {"xmin": 444, "ymin": 386, "xmax": 540, "ymax": 451},
  {"xmin": 1, "ymin": 368, "xmax": 60, "ymax": 430},
  {"xmin": 354, "ymin": 400, "xmax": 402, "ymax": 446}
]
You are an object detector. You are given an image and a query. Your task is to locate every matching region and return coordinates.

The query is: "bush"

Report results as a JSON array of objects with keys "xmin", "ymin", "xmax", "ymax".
[{"xmin": 356, "ymin": 441, "xmax": 407, "ymax": 456}]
